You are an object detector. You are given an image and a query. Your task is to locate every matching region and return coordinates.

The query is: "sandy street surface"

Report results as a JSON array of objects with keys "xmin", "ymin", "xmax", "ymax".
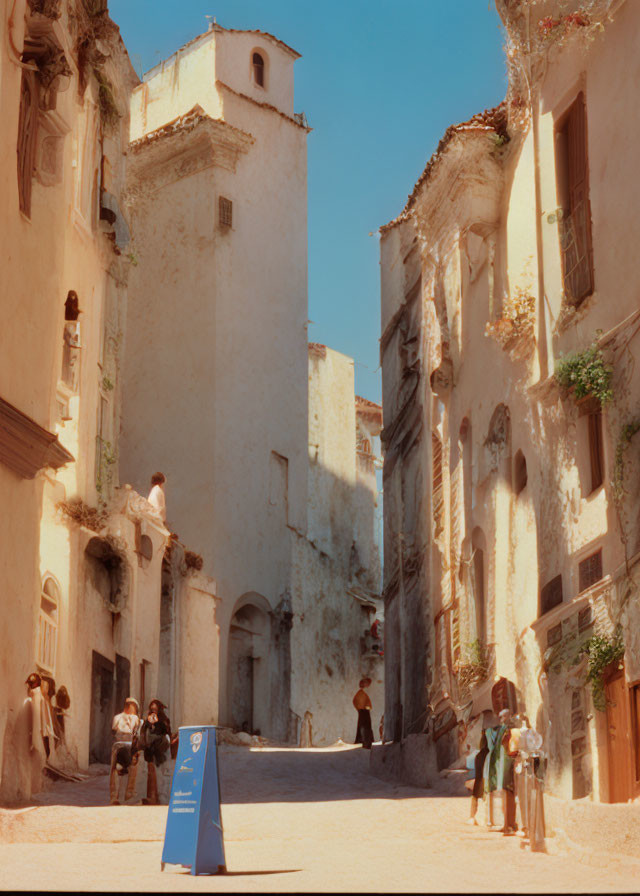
[{"xmin": 0, "ymin": 743, "xmax": 639, "ymax": 893}]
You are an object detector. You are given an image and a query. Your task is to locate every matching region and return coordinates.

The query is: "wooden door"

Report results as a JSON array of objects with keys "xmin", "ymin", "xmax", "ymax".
[{"xmin": 605, "ymin": 669, "xmax": 632, "ymax": 803}]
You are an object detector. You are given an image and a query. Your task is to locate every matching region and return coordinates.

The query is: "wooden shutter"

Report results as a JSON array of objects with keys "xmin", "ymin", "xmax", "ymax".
[
  {"xmin": 561, "ymin": 93, "xmax": 594, "ymax": 303},
  {"xmin": 588, "ymin": 409, "xmax": 604, "ymax": 492}
]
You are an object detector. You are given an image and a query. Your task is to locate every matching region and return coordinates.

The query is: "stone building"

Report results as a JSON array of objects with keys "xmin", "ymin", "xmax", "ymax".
[
  {"xmin": 0, "ymin": 1, "xmax": 219, "ymax": 802},
  {"xmin": 289, "ymin": 345, "xmax": 383, "ymax": 745},
  {"xmin": 378, "ymin": 0, "xmax": 640, "ymax": 803},
  {"xmin": 0, "ymin": 0, "xmax": 137, "ymax": 798},
  {"xmin": 118, "ymin": 22, "xmax": 384, "ymax": 743}
]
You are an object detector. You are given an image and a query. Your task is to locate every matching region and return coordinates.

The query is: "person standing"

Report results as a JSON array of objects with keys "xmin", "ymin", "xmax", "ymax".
[
  {"xmin": 353, "ymin": 677, "xmax": 374, "ymax": 749},
  {"xmin": 110, "ymin": 697, "xmax": 140, "ymax": 805},
  {"xmin": 137, "ymin": 699, "xmax": 172, "ymax": 805},
  {"xmin": 147, "ymin": 472, "xmax": 167, "ymax": 524},
  {"xmin": 466, "ymin": 728, "xmax": 490, "ymax": 825}
]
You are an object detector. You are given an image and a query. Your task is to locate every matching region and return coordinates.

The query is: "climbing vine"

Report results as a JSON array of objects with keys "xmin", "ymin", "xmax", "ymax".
[
  {"xmin": 555, "ymin": 335, "xmax": 613, "ymax": 406},
  {"xmin": 579, "ymin": 628, "xmax": 625, "ymax": 711},
  {"xmin": 612, "ymin": 420, "xmax": 640, "ymax": 507}
]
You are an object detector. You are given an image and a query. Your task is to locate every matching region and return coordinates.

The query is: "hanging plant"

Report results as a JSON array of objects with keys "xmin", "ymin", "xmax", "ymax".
[
  {"xmin": 94, "ymin": 69, "xmax": 121, "ymax": 129},
  {"xmin": 555, "ymin": 335, "xmax": 613, "ymax": 406},
  {"xmin": 579, "ymin": 628, "xmax": 625, "ymax": 712}
]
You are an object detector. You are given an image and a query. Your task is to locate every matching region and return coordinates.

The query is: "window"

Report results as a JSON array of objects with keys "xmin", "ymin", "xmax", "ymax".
[
  {"xmin": 252, "ymin": 52, "xmax": 265, "ymax": 87},
  {"xmin": 219, "ymin": 196, "xmax": 233, "ymax": 229},
  {"xmin": 37, "ymin": 577, "xmax": 60, "ymax": 674},
  {"xmin": 587, "ymin": 409, "xmax": 604, "ymax": 492},
  {"xmin": 540, "ymin": 574, "xmax": 563, "ymax": 616},
  {"xmin": 555, "ymin": 92, "xmax": 594, "ymax": 304},
  {"xmin": 514, "ymin": 449, "xmax": 528, "ymax": 495},
  {"xmin": 17, "ymin": 70, "xmax": 40, "ymax": 217},
  {"xmin": 579, "ymin": 548, "xmax": 603, "ymax": 593}
]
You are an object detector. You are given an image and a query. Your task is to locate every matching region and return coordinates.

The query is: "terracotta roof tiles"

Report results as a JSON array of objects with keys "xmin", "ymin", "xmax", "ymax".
[{"xmin": 380, "ymin": 102, "xmax": 508, "ymax": 235}]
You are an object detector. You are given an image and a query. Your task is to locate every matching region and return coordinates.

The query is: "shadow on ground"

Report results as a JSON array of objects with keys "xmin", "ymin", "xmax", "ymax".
[{"xmin": 12, "ymin": 744, "xmax": 464, "ymax": 809}]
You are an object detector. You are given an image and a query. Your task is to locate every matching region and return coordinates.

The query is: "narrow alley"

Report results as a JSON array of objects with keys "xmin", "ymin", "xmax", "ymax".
[{"xmin": 1, "ymin": 745, "xmax": 638, "ymax": 893}]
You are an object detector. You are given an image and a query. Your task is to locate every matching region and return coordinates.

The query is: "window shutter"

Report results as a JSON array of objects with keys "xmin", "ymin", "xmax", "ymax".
[
  {"xmin": 561, "ymin": 94, "xmax": 594, "ymax": 302},
  {"xmin": 588, "ymin": 409, "xmax": 604, "ymax": 492}
]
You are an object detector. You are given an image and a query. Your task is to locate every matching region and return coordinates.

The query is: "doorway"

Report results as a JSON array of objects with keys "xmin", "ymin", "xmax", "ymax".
[
  {"xmin": 89, "ymin": 651, "xmax": 114, "ymax": 764},
  {"xmin": 227, "ymin": 600, "xmax": 269, "ymax": 735},
  {"xmin": 605, "ymin": 666, "xmax": 633, "ymax": 803}
]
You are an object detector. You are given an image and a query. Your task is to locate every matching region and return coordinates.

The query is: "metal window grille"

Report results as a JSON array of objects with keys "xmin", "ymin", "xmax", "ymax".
[
  {"xmin": 578, "ymin": 549, "xmax": 603, "ymax": 593},
  {"xmin": 219, "ymin": 196, "xmax": 233, "ymax": 228}
]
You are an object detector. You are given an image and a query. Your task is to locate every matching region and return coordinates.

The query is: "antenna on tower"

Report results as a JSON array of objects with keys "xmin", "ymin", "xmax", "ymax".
[{"xmin": 205, "ymin": 14, "xmax": 217, "ymax": 31}]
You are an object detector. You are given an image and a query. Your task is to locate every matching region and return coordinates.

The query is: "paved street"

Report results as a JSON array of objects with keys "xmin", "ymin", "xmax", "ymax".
[{"xmin": 0, "ymin": 744, "xmax": 639, "ymax": 892}]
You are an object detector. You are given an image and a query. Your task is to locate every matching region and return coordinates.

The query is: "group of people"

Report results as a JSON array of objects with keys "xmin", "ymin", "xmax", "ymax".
[
  {"xmin": 25, "ymin": 671, "xmax": 70, "ymax": 762},
  {"xmin": 466, "ymin": 708, "xmax": 544, "ymax": 838},
  {"xmin": 110, "ymin": 696, "xmax": 177, "ymax": 805}
]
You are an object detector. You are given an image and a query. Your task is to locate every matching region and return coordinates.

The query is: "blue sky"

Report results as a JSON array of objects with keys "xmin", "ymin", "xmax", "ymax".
[{"xmin": 110, "ymin": 1, "xmax": 508, "ymax": 402}]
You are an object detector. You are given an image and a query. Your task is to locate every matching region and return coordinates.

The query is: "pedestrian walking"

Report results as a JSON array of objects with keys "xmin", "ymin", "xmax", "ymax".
[
  {"xmin": 353, "ymin": 677, "xmax": 374, "ymax": 749},
  {"xmin": 466, "ymin": 728, "xmax": 489, "ymax": 825}
]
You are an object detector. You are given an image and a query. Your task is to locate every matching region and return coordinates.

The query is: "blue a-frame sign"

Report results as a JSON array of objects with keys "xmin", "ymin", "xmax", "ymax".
[{"xmin": 161, "ymin": 725, "xmax": 226, "ymax": 875}]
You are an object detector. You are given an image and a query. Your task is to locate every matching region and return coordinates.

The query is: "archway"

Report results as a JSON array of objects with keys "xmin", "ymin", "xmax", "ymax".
[{"xmin": 227, "ymin": 596, "xmax": 270, "ymax": 735}]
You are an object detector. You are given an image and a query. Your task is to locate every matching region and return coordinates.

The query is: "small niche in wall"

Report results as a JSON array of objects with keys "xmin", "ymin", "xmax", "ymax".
[{"xmin": 513, "ymin": 449, "xmax": 528, "ymax": 495}]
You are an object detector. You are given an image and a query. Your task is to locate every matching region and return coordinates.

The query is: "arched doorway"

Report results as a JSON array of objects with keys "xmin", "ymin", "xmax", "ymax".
[{"xmin": 227, "ymin": 597, "xmax": 270, "ymax": 735}]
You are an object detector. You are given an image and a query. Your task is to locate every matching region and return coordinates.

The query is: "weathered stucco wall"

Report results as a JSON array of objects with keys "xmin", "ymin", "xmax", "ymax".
[
  {"xmin": 290, "ymin": 346, "xmax": 383, "ymax": 746},
  {"xmin": 120, "ymin": 28, "xmax": 309, "ymax": 740},
  {"xmin": 0, "ymin": 0, "xmax": 140, "ymax": 800},
  {"xmin": 380, "ymin": 0, "xmax": 640, "ymax": 803}
]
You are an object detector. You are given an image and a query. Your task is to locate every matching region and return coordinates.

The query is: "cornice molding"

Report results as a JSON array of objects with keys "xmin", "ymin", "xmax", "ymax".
[
  {"xmin": 128, "ymin": 106, "xmax": 254, "ymax": 191},
  {"xmin": 0, "ymin": 396, "xmax": 74, "ymax": 479}
]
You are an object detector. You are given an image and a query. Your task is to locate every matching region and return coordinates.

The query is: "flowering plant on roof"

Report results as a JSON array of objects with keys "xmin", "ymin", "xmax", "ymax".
[{"xmin": 538, "ymin": 10, "xmax": 593, "ymax": 42}]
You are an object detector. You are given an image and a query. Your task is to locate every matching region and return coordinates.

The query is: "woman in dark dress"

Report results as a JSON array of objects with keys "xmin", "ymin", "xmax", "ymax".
[{"xmin": 353, "ymin": 677, "xmax": 374, "ymax": 749}]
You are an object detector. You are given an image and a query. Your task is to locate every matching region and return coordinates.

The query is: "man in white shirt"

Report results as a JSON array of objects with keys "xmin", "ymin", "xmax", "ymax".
[{"xmin": 147, "ymin": 472, "xmax": 167, "ymax": 524}]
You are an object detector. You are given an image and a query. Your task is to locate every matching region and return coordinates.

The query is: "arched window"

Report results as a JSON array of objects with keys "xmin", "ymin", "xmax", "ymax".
[
  {"xmin": 38, "ymin": 577, "xmax": 60, "ymax": 674},
  {"xmin": 252, "ymin": 52, "xmax": 265, "ymax": 87}
]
